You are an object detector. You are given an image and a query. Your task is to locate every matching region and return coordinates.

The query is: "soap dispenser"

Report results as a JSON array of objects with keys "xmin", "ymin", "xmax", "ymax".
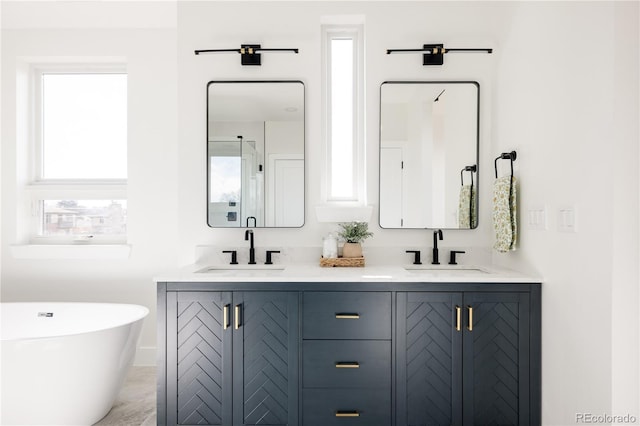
[{"xmin": 323, "ymin": 233, "xmax": 338, "ymax": 258}]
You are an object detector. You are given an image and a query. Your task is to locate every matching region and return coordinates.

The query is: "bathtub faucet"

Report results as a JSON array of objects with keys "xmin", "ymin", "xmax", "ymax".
[{"xmin": 244, "ymin": 230, "xmax": 256, "ymax": 265}]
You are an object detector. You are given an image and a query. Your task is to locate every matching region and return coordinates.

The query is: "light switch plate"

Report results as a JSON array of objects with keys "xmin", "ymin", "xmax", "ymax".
[
  {"xmin": 557, "ymin": 206, "xmax": 577, "ymax": 232},
  {"xmin": 527, "ymin": 205, "xmax": 547, "ymax": 230}
]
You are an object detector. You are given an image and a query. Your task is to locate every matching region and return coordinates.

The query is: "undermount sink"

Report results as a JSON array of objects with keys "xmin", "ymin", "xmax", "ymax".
[
  {"xmin": 195, "ymin": 265, "xmax": 286, "ymax": 276},
  {"xmin": 404, "ymin": 265, "xmax": 490, "ymax": 275}
]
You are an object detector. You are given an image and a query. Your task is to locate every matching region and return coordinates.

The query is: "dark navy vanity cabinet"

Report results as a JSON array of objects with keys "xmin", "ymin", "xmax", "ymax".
[
  {"xmin": 158, "ymin": 282, "xmax": 541, "ymax": 426},
  {"xmin": 302, "ymin": 292, "xmax": 392, "ymax": 426},
  {"xmin": 397, "ymin": 291, "xmax": 535, "ymax": 426},
  {"xmin": 159, "ymin": 288, "xmax": 299, "ymax": 426}
]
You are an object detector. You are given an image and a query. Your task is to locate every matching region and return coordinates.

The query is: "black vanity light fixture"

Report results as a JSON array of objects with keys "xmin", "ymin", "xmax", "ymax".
[
  {"xmin": 194, "ymin": 44, "xmax": 299, "ymax": 66},
  {"xmin": 386, "ymin": 43, "xmax": 493, "ymax": 66}
]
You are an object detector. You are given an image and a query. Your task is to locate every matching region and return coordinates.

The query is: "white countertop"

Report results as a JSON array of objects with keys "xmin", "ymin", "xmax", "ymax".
[{"xmin": 154, "ymin": 262, "xmax": 541, "ymax": 284}]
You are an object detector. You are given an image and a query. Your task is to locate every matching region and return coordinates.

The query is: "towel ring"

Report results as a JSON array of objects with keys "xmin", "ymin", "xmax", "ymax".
[
  {"xmin": 494, "ymin": 151, "xmax": 517, "ymax": 178},
  {"xmin": 460, "ymin": 165, "xmax": 477, "ymax": 186},
  {"xmin": 493, "ymin": 151, "xmax": 517, "ymax": 248}
]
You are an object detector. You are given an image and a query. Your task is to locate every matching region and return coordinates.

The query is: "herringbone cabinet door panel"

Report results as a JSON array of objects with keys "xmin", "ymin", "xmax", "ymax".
[
  {"xmin": 398, "ymin": 292, "xmax": 463, "ymax": 426},
  {"xmin": 176, "ymin": 292, "xmax": 227, "ymax": 425},
  {"xmin": 464, "ymin": 292, "xmax": 529, "ymax": 426},
  {"xmin": 236, "ymin": 292, "xmax": 298, "ymax": 426},
  {"xmin": 472, "ymin": 302, "xmax": 518, "ymax": 425}
]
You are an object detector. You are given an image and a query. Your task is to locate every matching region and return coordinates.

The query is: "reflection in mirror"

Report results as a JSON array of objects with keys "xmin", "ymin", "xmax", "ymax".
[
  {"xmin": 379, "ymin": 81, "xmax": 479, "ymax": 229},
  {"xmin": 208, "ymin": 81, "xmax": 305, "ymax": 228}
]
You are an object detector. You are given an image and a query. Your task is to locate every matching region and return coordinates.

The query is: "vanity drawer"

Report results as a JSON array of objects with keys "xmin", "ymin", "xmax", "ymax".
[
  {"xmin": 303, "ymin": 340, "xmax": 391, "ymax": 388},
  {"xmin": 303, "ymin": 292, "xmax": 391, "ymax": 340},
  {"xmin": 303, "ymin": 389, "xmax": 390, "ymax": 426}
]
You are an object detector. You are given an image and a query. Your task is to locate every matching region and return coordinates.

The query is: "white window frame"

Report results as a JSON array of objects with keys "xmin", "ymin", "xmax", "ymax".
[
  {"xmin": 26, "ymin": 64, "xmax": 128, "ymax": 244},
  {"xmin": 322, "ymin": 24, "xmax": 366, "ymax": 204}
]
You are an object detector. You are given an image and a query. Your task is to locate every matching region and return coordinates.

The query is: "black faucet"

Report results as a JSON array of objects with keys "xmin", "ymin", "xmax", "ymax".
[
  {"xmin": 244, "ymin": 230, "xmax": 256, "ymax": 264},
  {"xmin": 246, "ymin": 216, "xmax": 256, "ymax": 227},
  {"xmin": 449, "ymin": 250, "xmax": 465, "ymax": 265},
  {"xmin": 406, "ymin": 250, "xmax": 422, "ymax": 265},
  {"xmin": 265, "ymin": 250, "xmax": 280, "ymax": 265},
  {"xmin": 222, "ymin": 250, "xmax": 238, "ymax": 265},
  {"xmin": 432, "ymin": 229, "xmax": 443, "ymax": 265}
]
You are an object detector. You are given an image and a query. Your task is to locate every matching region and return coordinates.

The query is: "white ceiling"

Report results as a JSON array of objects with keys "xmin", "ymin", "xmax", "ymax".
[{"xmin": 208, "ymin": 81, "xmax": 304, "ymax": 122}]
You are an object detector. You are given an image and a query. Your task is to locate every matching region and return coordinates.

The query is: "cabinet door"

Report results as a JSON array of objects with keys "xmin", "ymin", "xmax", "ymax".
[
  {"xmin": 167, "ymin": 291, "xmax": 233, "ymax": 426},
  {"xmin": 233, "ymin": 292, "xmax": 299, "ymax": 426},
  {"xmin": 397, "ymin": 292, "xmax": 463, "ymax": 426},
  {"xmin": 463, "ymin": 292, "xmax": 530, "ymax": 426}
]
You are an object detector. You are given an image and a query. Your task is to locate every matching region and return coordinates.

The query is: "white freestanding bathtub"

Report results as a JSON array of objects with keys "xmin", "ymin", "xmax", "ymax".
[{"xmin": 0, "ymin": 302, "xmax": 149, "ymax": 425}]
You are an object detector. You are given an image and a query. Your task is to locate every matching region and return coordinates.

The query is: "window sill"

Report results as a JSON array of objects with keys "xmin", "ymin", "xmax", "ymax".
[
  {"xmin": 10, "ymin": 244, "xmax": 131, "ymax": 260},
  {"xmin": 315, "ymin": 204, "xmax": 374, "ymax": 223}
]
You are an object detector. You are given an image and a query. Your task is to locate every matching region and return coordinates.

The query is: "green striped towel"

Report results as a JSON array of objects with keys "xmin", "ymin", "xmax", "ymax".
[{"xmin": 493, "ymin": 175, "xmax": 517, "ymax": 252}]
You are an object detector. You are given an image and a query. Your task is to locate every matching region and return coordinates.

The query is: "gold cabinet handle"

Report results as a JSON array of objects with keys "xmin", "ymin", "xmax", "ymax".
[
  {"xmin": 223, "ymin": 304, "xmax": 230, "ymax": 330},
  {"xmin": 335, "ymin": 362, "xmax": 360, "ymax": 368},
  {"xmin": 467, "ymin": 306, "xmax": 473, "ymax": 331},
  {"xmin": 235, "ymin": 304, "xmax": 241, "ymax": 330},
  {"xmin": 335, "ymin": 313, "xmax": 360, "ymax": 319},
  {"xmin": 335, "ymin": 411, "xmax": 360, "ymax": 417},
  {"xmin": 455, "ymin": 306, "xmax": 461, "ymax": 332}
]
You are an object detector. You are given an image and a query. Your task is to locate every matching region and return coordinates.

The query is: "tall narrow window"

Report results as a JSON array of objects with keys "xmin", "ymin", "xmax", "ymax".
[
  {"xmin": 323, "ymin": 25, "xmax": 365, "ymax": 203},
  {"xmin": 29, "ymin": 66, "xmax": 128, "ymax": 242}
]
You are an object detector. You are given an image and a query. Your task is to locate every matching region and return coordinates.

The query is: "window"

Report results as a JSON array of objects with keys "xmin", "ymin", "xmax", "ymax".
[
  {"xmin": 40, "ymin": 200, "xmax": 127, "ymax": 238},
  {"xmin": 323, "ymin": 25, "xmax": 365, "ymax": 203},
  {"xmin": 28, "ymin": 66, "xmax": 127, "ymax": 242},
  {"xmin": 40, "ymin": 73, "xmax": 127, "ymax": 180}
]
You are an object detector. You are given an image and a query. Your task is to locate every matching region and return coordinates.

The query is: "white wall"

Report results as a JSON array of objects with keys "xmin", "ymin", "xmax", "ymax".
[
  {"xmin": 442, "ymin": 85, "xmax": 477, "ymax": 227},
  {"xmin": 176, "ymin": 1, "xmax": 504, "ymax": 262},
  {"xmin": 265, "ymin": 121, "xmax": 304, "ymax": 156},
  {"xmin": 492, "ymin": 2, "xmax": 639, "ymax": 424},
  {"xmin": 611, "ymin": 3, "xmax": 640, "ymax": 420},
  {"xmin": 2, "ymin": 2, "xmax": 638, "ymax": 424},
  {"xmin": 1, "ymin": 2, "xmax": 179, "ymax": 365}
]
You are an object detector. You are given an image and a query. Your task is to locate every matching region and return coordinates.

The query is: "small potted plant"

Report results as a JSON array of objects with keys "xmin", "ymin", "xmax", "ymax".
[{"xmin": 337, "ymin": 221, "xmax": 374, "ymax": 258}]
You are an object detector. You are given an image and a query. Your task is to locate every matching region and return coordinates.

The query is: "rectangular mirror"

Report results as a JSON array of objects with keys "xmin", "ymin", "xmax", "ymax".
[
  {"xmin": 379, "ymin": 81, "xmax": 479, "ymax": 230},
  {"xmin": 208, "ymin": 81, "xmax": 305, "ymax": 228}
]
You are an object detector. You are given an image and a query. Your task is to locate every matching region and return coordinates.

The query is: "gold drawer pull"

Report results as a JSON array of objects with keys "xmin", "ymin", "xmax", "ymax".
[
  {"xmin": 335, "ymin": 362, "xmax": 360, "ymax": 368},
  {"xmin": 335, "ymin": 313, "xmax": 360, "ymax": 319},
  {"xmin": 455, "ymin": 306, "xmax": 461, "ymax": 332},
  {"xmin": 335, "ymin": 411, "xmax": 360, "ymax": 417},
  {"xmin": 467, "ymin": 306, "xmax": 473, "ymax": 331}
]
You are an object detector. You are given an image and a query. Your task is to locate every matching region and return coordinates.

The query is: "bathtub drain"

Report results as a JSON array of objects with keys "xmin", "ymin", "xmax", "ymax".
[{"xmin": 38, "ymin": 312, "xmax": 54, "ymax": 317}]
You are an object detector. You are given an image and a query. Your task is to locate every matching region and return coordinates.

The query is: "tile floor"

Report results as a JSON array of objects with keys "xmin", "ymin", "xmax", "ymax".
[{"xmin": 94, "ymin": 366, "xmax": 156, "ymax": 426}]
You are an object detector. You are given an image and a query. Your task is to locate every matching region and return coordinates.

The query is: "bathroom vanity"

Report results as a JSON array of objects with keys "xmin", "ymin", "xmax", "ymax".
[{"xmin": 156, "ymin": 265, "xmax": 541, "ymax": 426}]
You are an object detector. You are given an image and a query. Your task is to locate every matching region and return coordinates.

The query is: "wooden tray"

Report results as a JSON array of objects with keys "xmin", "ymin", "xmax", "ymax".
[{"xmin": 319, "ymin": 256, "xmax": 365, "ymax": 267}]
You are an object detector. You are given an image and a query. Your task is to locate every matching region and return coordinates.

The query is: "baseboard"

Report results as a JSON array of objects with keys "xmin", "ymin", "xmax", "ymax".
[{"xmin": 134, "ymin": 346, "xmax": 156, "ymax": 366}]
